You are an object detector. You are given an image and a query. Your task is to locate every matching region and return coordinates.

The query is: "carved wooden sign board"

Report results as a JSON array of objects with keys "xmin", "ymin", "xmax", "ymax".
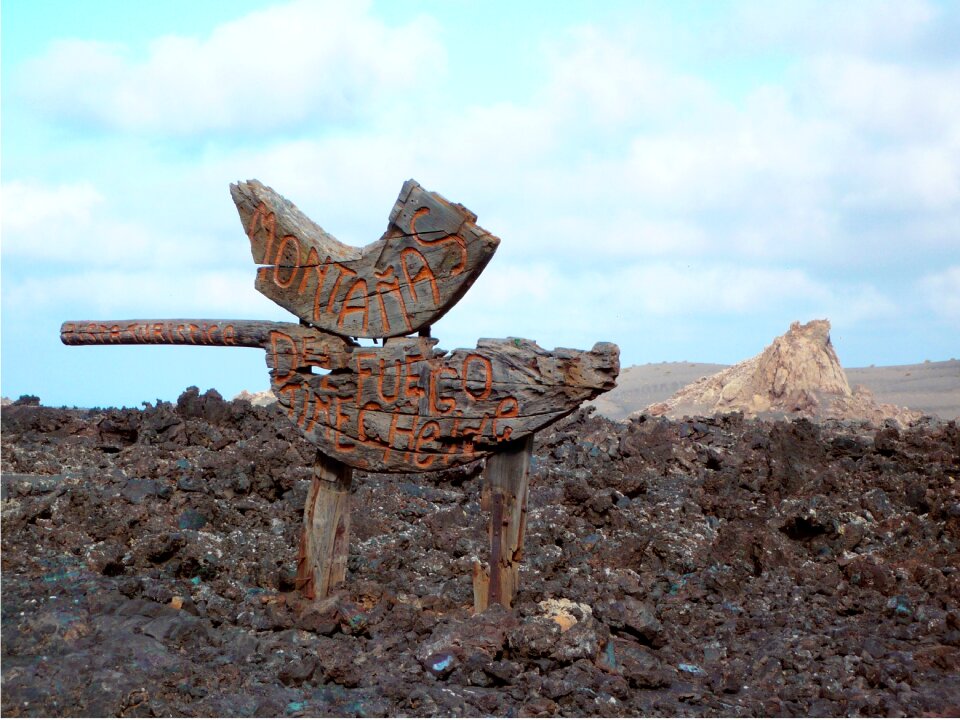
[
  {"xmin": 61, "ymin": 180, "xmax": 620, "ymax": 605},
  {"xmin": 232, "ymin": 180, "xmax": 500, "ymax": 339}
]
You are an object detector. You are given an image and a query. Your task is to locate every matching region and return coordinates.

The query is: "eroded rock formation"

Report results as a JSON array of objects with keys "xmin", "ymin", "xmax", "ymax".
[{"xmin": 643, "ymin": 320, "xmax": 921, "ymax": 425}]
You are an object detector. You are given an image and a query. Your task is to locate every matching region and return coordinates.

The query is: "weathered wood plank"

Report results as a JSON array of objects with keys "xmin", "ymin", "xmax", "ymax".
[
  {"xmin": 296, "ymin": 452, "xmax": 353, "ymax": 600},
  {"xmin": 59, "ymin": 319, "xmax": 354, "ymax": 357},
  {"xmin": 61, "ymin": 319, "xmax": 619, "ymax": 472},
  {"xmin": 472, "ymin": 560, "xmax": 490, "ymax": 614},
  {"xmin": 61, "ymin": 319, "xmax": 286, "ymax": 348},
  {"xmin": 231, "ymin": 179, "xmax": 500, "ymax": 338},
  {"xmin": 265, "ymin": 326, "xmax": 619, "ymax": 472},
  {"xmin": 480, "ymin": 435, "xmax": 532, "ymax": 610}
]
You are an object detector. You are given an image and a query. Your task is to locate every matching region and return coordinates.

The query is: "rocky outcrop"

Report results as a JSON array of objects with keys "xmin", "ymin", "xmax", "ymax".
[
  {"xmin": 233, "ymin": 389, "xmax": 277, "ymax": 407},
  {"xmin": 3, "ymin": 395, "xmax": 959, "ymax": 716},
  {"xmin": 643, "ymin": 320, "xmax": 921, "ymax": 426}
]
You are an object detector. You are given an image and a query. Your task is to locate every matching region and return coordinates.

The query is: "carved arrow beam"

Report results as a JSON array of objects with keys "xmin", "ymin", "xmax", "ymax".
[
  {"xmin": 266, "ymin": 325, "xmax": 619, "ymax": 473},
  {"xmin": 60, "ymin": 319, "xmax": 620, "ymax": 474},
  {"xmin": 231, "ymin": 180, "xmax": 500, "ymax": 339}
]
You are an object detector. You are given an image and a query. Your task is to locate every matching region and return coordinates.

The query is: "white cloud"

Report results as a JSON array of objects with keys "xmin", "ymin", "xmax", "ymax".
[
  {"xmin": 19, "ymin": 0, "xmax": 444, "ymax": 135},
  {"xmin": 5, "ymin": 1, "xmax": 959, "ymax": 392},
  {"xmin": 919, "ymin": 266, "xmax": 960, "ymax": 325},
  {"xmin": 2, "ymin": 180, "xmax": 103, "ymax": 234},
  {"xmin": 17, "ymin": 0, "xmax": 957, "ymax": 271},
  {"xmin": 1, "ymin": 180, "xmax": 230, "ymax": 269},
  {"xmin": 841, "ymin": 143, "xmax": 960, "ymax": 211},
  {"xmin": 426, "ymin": 259, "xmax": 900, "ymax": 369},
  {"xmin": 595, "ymin": 263, "xmax": 830, "ymax": 317},
  {"xmin": 730, "ymin": 0, "xmax": 938, "ymax": 55},
  {"xmin": 448, "ymin": 260, "xmax": 861, "ymax": 323},
  {"xmin": 4, "ymin": 269, "xmax": 277, "ymax": 318},
  {"xmin": 800, "ymin": 55, "xmax": 960, "ymax": 142},
  {"xmin": 540, "ymin": 25, "xmax": 718, "ymax": 132},
  {"xmin": 190, "ymin": 16, "xmax": 959, "ymax": 276}
]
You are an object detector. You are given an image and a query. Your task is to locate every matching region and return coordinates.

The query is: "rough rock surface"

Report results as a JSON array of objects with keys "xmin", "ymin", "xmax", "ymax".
[
  {"xmin": 3, "ymin": 388, "xmax": 960, "ymax": 716},
  {"xmin": 644, "ymin": 319, "xmax": 922, "ymax": 426},
  {"xmin": 232, "ymin": 390, "xmax": 276, "ymax": 407}
]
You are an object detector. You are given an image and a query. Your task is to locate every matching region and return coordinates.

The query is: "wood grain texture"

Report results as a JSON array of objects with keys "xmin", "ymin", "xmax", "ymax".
[
  {"xmin": 60, "ymin": 319, "xmax": 619, "ymax": 472},
  {"xmin": 482, "ymin": 435, "xmax": 532, "ymax": 610},
  {"xmin": 265, "ymin": 325, "xmax": 619, "ymax": 472},
  {"xmin": 231, "ymin": 179, "xmax": 500, "ymax": 338},
  {"xmin": 472, "ymin": 560, "xmax": 490, "ymax": 614},
  {"xmin": 59, "ymin": 319, "xmax": 350, "ymax": 350},
  {"xmin": 296, "ymin": 452, "xmax": 353, "ymax": 600}
]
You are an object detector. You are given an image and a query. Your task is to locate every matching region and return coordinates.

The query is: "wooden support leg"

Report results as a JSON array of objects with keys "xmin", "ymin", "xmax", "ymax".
[
  {"xmin": 296, "ymin": 451, "xmax": 353, "ymax": 600},
  {"xmin": 473, "ymin": 435, "xmax": 533, "ymax": 613}
]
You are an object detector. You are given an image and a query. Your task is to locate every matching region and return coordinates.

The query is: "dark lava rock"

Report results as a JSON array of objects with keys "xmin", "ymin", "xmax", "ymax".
[
  {"xmin": 3, "ymin": 397, "xmax": 960, "ymax": 717},
  {"xmin": 122, "ymin": 477, "xmax": 169, "ymax": 504},
  {"xmin": 597, "ymin": 596, "xmax": 666, "ymax": 647},
  {"xmin": 177, "ymin": 508, "xmax": 207, "ymax": 530},
  {"xmin": 615, "ymin": 640, "xmax": 671, "ymax": 689},
  {"xmin": 507, "ymin": 616, "xmax": 562, "ymax": 659}
]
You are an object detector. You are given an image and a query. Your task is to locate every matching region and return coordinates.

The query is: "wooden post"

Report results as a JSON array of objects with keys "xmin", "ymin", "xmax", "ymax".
[
  {"xmin": 58, "ymin": 179, "xmax": 622, "ymax": 612},
  {"xmin": 474, "ymin": 435, "xmax": 533, "ymax": 612},
  {"xmin": 296, "ymin": 451, "xmax": 353, "ymax": 600}
]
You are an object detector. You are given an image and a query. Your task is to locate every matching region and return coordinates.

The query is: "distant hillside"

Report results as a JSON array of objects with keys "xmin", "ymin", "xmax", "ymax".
[
  {"xmin": 846, "ymin": 360, "xmax": 960, "ymax": 421},
  {"xmin": 590, "ymin": 362, "xmax": 728, "ymax": 420},
  {"xmin": 594, "ymin": 359, "xmax": 960, "ymax": 421}
]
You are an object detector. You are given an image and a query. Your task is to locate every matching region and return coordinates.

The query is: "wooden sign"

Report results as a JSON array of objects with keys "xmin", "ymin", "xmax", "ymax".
[
  {"xmin": 59, "ymin": 319, "xmax": 301, "ymax": 349},
  {"xmin": 267, "ymin": 326, "xmax": 619, "ymax": 472},
  {"xmin": 61, "ymin": 319, "xmax": 619, "ymax": 473},
  {"xmin": 231, "ymin": 180, "xmax": 500, "ymax": 338},
  {"xmin": 61, "ymin": 178, "xmax": 621, "ymax": 608}
]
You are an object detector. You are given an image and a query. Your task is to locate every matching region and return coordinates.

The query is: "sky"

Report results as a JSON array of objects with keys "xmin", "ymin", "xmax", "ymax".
[{"xmin": 2, "ymin": 0, "xmax": 958, "ymax": 409}]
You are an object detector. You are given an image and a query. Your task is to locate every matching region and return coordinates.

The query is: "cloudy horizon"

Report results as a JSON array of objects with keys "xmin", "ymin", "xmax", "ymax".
[{"xmin": 3, "ymin": 0, "xmax": 958, "ymax": 409}]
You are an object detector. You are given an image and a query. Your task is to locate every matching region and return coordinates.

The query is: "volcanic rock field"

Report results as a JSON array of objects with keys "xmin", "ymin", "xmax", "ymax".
[{"xmin": 2, "ymin": 388, "xmax": 959, "ymax": 716}]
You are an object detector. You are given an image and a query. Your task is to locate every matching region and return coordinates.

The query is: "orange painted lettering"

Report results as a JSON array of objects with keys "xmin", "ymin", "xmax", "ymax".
[
  {"xmin": 325, "ymin": 263, "xmax": 357, "ymax": 314},
  {"xmin": 356, "ymin": 401, "xmax": 381, "ymax": 442},
  {"xmin": 312, "ymin": 259, "xmax": 331, "ymax": 322},
  {"xmin": 269, "ymin": 331, "xmax": 299, "ymax": 384},
  {"xmin": 400, "ymin": 247, "xmax": 441, "ymax": 306},
  {"xmin": 273, "ymin": 235, "xmax": 301, "ymax": 288},
  {"xmin": 373, "ymin": 266, "xmax": 412, "ymax": 334},
  {"xmin": 337, "ymin": 278, "xmax": 370, "ymax": 333},
  {"xmin": 334, "ymin": 397, "xmax": 355, "ymax": 452},
  {"xmin": 300, "ymin": 335, "xmax": 330, "ymax": 368},
  {"xmin": 305, "ymin": 390, "xmax": 327, "ymax": 434},
  {"xmin": 410, "ymin": 206, "xmax": 467, "ymax": 275},
  {"xmin": 462, "ymin": 354, "xmax": 493, "ymax": 401},
  {"xmin": 453, "ymin": 414, "xmax": 488, "ymax": 453},
  {"xmin": 377, "ymin": 359, "xmax": 402, "ymax": 403},
  {"xmin": 386, "ymin": 413, "xmax": 417, "ymax": 463},
  {"xmin": 277, "ymin": 384, "xmax": 299, "ymax": 419},
  {"xmin": 414, "ymin": 421, "xmax": 441, "ymax": 468},
  {"xmin": 318, "ymin": 376, "xmax": 339, "ymax": 440},
  {"xmin": 296, "ymin": 383, "xmax": 311, "ymax": 428},
  {"xmin": 403, "ymin": 353, "xmax": 426, "ymax": 401},
  {"xmin": 355, "ymin": 351, "xmax": 376, "ymax": 404},
  {"xmin": 492, "ymin": 397, "xmax": 519, "ymax": 441},
  {"xmin": 429, "ymin": 366, "xmax": 457, "ymax": 415},
  {"xmin": 249, "ymin": 203, "xmax": 277, "ymax": 265},
  {"xmin": 298, "ymin": 247, "xmax": 319, "ymax": 295}
]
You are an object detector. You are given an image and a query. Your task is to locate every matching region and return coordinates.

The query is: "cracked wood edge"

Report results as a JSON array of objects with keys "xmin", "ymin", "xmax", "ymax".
[
  {"xmin": 231, "ymin": 179, "xmax": 500, "ymax": 338},
  {"xmin": 266, "ymin": 326, "xmax": 619, "ymax": 472},
  {"xmin": 60, "ymin": 318, "xmax": 620, "ymax": 473}
]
